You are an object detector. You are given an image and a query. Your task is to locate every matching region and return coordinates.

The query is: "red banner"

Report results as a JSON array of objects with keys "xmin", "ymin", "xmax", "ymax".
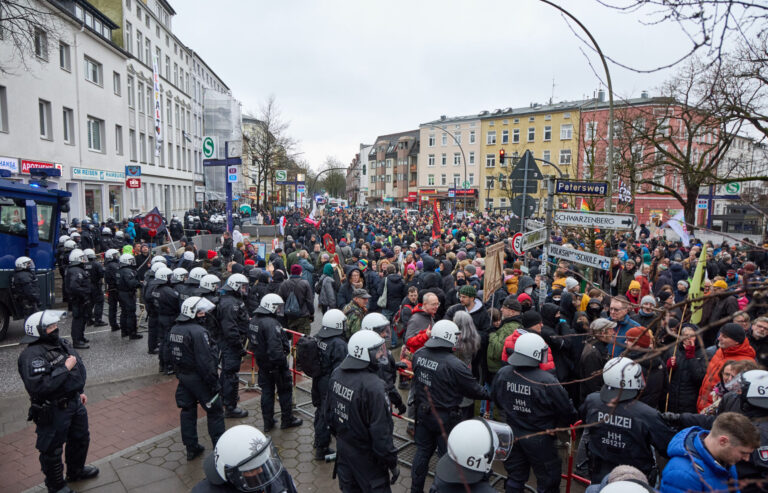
[
  {"xmin": 138, "ymin": 206, "xmax": 164, "ymax": 231},
  {"xmin": 432, "ymin": 200, "xmax": 440, "ymax": 239},
  {"xmin": 323, "ymin": 233, "xmax": 336, "ymax": 254}
]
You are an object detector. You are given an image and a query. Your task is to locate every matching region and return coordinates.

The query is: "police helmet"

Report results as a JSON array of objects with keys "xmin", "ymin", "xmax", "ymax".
[
  {"xmin": 172, "ymin": 267, "xmax": 188, "ymax": 283},
  {"xmin": 425, "ymin": 319, "xmax": 461, "ymax": 349},
  {"xmin": 155, "ymin": 267, "xmax": 173, "ymax": 282},
  {"xmin": 83, "ymin": 248, "xmax": 96, "ymax": 260},
  {"xmin": 435, "ymin": 418, "xmax": 513, "ymax": 483},
  {"xmin": 15, "ymin": 256, "xmax": 34, "ymax": 271},
  {"xmin": 63, "ymin": 240, "xmax": 77, "ymax": 251},
  {"xmin": 339, "ymin": 330, "xmax": 386, "ymax": 370},
  {"xmin": 507, "ymin": 332, "xmax": 548, "ymax": 368},
  {"xmin": 151, "ymin": 262, "xmax": 166, "ymax": 274},
  {"xmin": 318, "ymin": 309, "xmax": 347, "ymax": 338},
  {"xmin": 115, "ymin": 231, "xmax": 125, "ymax": 239},
  {"xmin": 188, "ymin": 267, "xmax": 207, "ymax": 284},
  {"xmin": 178, "ymin": 296, "xmax": 216, "ymax": 322},
  {"xmin": 69, "ymin": 249, "xmax": 87, "ymax": 265},
  {"xmin": 119, "ymin": 253, "xmax": 136, "ymax": 266},
  {"xmin": 360, "ymin": 313, "xmax": 390, "ymax": 335},
  {"xmin": 182, "ymin": 251, "xmax": 195, "ymax": 262},
  {"xmin": 151, "ymin": 256, "xmax": 167, "ymax": 266},
  {"xmin": 58, "ymin": 235, "xmax": 70, "ymax": 245},
  {"xmin": 199, "ymin": 274, "xmax": 221, "ymax": 293},
  {"xmin": 742, "ymin": 369, "xmax": 768, "ymax": 409},
  {"xmin": 601, "ymin": 357, "xmax": 645, "ymax": 402},
  {"xmin": 70, "ymin": 232, "xmax": 81, "ymax": 239},
  {"xmin": 224, "ymin": 273, "xmax": 249, "ymax": 293},
  {"xmin": 105, "ymin": 249, "xmax": 120, "ymax": 261},
  {"xmin": 203, "ymin": 425, "xmax": 284, "ymax": 490},
  {"xmin": 256, "ymin": 293, "xmax": 284, "ymax": 316},
  {"xmin": 70, "ymin": 218, "xmax": 80, "ymax": 227},
  {"xmin": 102, "ymin": 227, "xmax": 112, "ymax": 235},
  {"xmin": 81, "ymin": 218, "xmax": 90, "ymax": 227},
  {"xmin": 600, "ymin": 481, "xmax": 656, "ymax": 493},
  {"xmin": 21, "ymin": 310, "xmax": 67, "ymax": 343}
]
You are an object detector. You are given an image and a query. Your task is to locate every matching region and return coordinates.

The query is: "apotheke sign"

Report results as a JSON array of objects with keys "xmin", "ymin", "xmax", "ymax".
[{"xmin": 71, "ymin": 167, "xmax": 124, "ymax": 182}]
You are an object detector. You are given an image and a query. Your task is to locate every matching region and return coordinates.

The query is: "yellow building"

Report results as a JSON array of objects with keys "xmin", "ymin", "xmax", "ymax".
[{"xmin": 478, "ymin": 100, "xmax": 588, "ymax": 212}]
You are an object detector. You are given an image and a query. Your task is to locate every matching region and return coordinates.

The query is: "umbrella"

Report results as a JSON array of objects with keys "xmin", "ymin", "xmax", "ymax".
[{"xmin": 239, "ymin": 204, "xmax": 252, "ymax": 214}]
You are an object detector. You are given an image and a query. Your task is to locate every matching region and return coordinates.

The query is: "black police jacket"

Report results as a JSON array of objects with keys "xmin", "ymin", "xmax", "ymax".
[
  {"xmin": 143, "ymin": 277, "xmax": 163, "ymax": 311},
  {"xmin": 65, "ymin": 265, "xmax": 90, "ymax": 299},
  {"xmin": 18, "ymin": 339, "xmax": 86, "ymax": 402},
  {"xmin": 175, "ymin": 282, "xmax": 195, "ymax": 307},
  {"xmin": 325, "ymin": 366, "xmax": 398, "ymax": 469},
  {"xmin": 89, "ymin": 261, "xmax": 104, "ymax": 291},
  {"xmin": 318, "ymin": 335, "xmax": 347, "ymax": 377},
  {"xmin": 491, "ymin": 364, "xmax": 578, "ymax": 433},
  {"xmin": 580, "ymin": 392, "xmax": 675, "ymax": 474},
  {"xmin": 430, "ymin": 477, "xmax": 497, "ymax": 493},
  {"xmin": 169, "ymin": 320, "xmax": 219, "ymax": 390},
  {"xmin": 104, "ymin": 260, "xmax": 119, "ymax": 289},
  {"xmin": 217, "ymin": 293, "xmax": 249, "ymax": 348},
  {"xmin": 190, "ymin": 468, "xmax": 297, "ymax": 493},
  {"xmin": 11, "ymin": 269, "xmax": 39, "ymax": 300},
  {"xmin": 412, "ymin": 346, "xmax": 489, "ymax": 411},
  {"xmin": 156, "ymin": 284, "xmax": 181, "ymax": 318},
  {"xmin": 248, "ymin": 313, "xmax": 289, "ymax": 369},
  {"xmin": 116, "ymin": 266, "xmax": 140, "ymax": 293}
]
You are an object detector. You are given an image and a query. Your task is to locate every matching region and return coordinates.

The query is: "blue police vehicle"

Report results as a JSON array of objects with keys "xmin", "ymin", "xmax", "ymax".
[{"xmin": 0, "ymin": 168, "xmax": 70, "ymax": 340}]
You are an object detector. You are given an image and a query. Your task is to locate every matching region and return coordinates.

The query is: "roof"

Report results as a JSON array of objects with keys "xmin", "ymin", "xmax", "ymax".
[
  {"xmin": 420, "ymin": 113, "xmax": 480, "ymax": 126},
  {"xmin": 579, "ymin": 95, "xmax": 677, "ymax": 112},
  {"xmin": 373, "ymin": 130, "xmax": 419, "ymax": 146},
  {"xmin": 478, "ymin": 99, "xmax": 592, "ymax": 119},
  {"xmin": 157, "ymin": 0, "xmax": 176, "ymax": 16}
]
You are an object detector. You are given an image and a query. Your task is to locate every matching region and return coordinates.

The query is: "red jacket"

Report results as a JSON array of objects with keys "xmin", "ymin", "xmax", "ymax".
[
  {"xmin": 697, "ymin": 339, "xmax": 756, "ymax": 412},
  {"xmin": 501, "ymin": 329, "xmax": 556, "ymax": 371}
]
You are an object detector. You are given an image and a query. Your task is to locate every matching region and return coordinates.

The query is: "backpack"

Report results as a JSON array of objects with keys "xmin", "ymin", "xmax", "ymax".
[
  {"xmin": 486, "ymin": 321, "xmax": 520, "ymax": 375},
  {"xmin": 295, "ymin": 335, "xmax": 323, "ymax": 378},
  {"xmin": 314, "ymin": 275, "xmax": 325, "ymax": 295},
  {"xmin": 377, "ymin": 278, "xmax": 388, "ymax": 309},
  {"xmin": 284, "ymin": 291, "xmax": 302, "ymax": 317}
]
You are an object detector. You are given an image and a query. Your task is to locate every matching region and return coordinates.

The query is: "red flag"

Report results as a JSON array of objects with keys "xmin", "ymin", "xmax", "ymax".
[{"xmin": 432, "ymin": 201, "xmax": 441, "ymax": 239}]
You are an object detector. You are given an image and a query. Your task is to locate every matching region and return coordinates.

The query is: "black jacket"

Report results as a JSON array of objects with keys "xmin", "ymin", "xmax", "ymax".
[
  {"xmin": 412, "ymin": 346, "xmax": 489, "ymax": 411},
  {"xmin": 169, "ymin": 320, "xmax": 219, "ymax": 390},
  {"xmin": 18, "ymin": 338, "xmax": 86, "ymax": 402},
  {"xmin": 217, "ymin": 292, "xmax": 249, "ymax": 348},
  {"xmin": 65, "ymin": 265, "xmax": 90, "ymax": 299},
  {"xmin": 664, "ymin": 343, "xmax": 707, "ymax": 413},
  {"xmin": 104, "ymin": 259, "xmax": 119, "ymax": 289},
  {"xmin": 579, "ymin": 339, "xmax": 612, "ymax": 401},
  {"xmin": 277, "ymin": 275, "xmax": 314, "ymax": 318},
  {"xmin": 383, "ymin": 274, "xmax": 406, "ymax": 313},
  {"xmin": 248, "ymin": 313, "xmax": 289, "ymax": 369}
]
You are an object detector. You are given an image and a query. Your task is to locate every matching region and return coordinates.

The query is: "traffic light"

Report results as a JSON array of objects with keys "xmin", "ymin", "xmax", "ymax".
[{"xmin": 499, "ymin": 148, "xmax": 506, "ymax": 164}]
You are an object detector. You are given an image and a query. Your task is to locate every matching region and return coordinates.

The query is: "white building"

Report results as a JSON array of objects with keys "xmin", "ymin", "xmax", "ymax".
[{"xmin": 0, "ymin": 0, "xmax": 130, "ymax": 222}]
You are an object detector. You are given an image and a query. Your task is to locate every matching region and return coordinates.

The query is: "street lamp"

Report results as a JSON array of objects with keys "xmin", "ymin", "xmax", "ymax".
[{"xmin": 424, "ymin": 123, "xmax": 469, "ymax": 212}]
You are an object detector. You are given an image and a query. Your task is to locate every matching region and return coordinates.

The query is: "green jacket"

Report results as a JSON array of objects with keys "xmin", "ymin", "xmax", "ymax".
[
  {"xmin": 342, "ymin": 301, "xmax": 367, "ymax": 341},
  {"xmin": 486, "ymin": 317, "xmax": 522, "ymax": 375}
]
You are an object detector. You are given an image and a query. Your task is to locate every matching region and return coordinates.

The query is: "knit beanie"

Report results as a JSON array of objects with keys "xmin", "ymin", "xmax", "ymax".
[
  {"xmin": 628, "ymin": 280, "xmax": 641, "ymax": 292},
  {"xmin": 640, "ymin": 295, "xmax": 656, "ymax": 307},
  {"xmin": 458, "ymin": 285, "xmax": 477, "ymax": 299},
  {"xmin": 720, "ymin": 323, "xmax": 746, "ymax": 344},
  {"xmin": 323, "ymin": 263, "xmax": 334, "ymax": 276},
  {"xmin": 521, "ymin": 310, "xmax": 542, "ymax": 329},
  {"xmin": 290, "ymin": 264, "xmax": 303, "ymax": 276},
  {"xmin": 626, "ymin": 326, "xmax": 652, "ymax": 348}
]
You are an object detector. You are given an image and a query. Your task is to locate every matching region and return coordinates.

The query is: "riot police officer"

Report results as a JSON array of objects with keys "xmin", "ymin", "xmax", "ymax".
[
  {"xmin": 84, "ymin": 249, "xmax": 107, "ymax": 327},
  {"xmin": 325, "ymin": 330, "xmax": 399, "ymax": 492},
  {"xmin": 430, "ymin": 418, "xmax": 513, "ymax": 493},
  {"xmin": 173, "ymin": 268, "xmax": 193, "ymax": 306},
  {"xmin": 79, "ymin": 219, "xmax": 94, "ymax": 250},
  {"xmin": 195, "ymin": 274, "xmax": 221, "ymax": 336},
  {"xmin": 361, "ymin": 313, "xmax": 407, "ymax": 415},
  {"xmin": 100, "ymin": 227, "xmax": 113, "ymax": 252},
  {"xmin": 155, "ymin": 267, "xmax": 179, "ymax": 374},
  {"xmin": 580, "ymin": 357, "xmax": 674, "ymax": 484},
  {"xmin": 217, "ymin": 273, "xmax": 250, "ymax": 419},
  {"xmin": 12, "ymin": 256, "xmax": 40, "ymax": 317},
  {"xmin": 249, "ymin": 293, "xmax": 302, "ymax": 431},
  {"xmin": 312, "ymin": 309, "xmax": 348, "ymax": 460},
  {"xmin": 65, "ymin": 249, "xmax": 91, "ymax": 348},
  {"xmin": 192, "ymin": 425, "xmax": 297, "ymax": 492},
  {"xmin": 18, "ymin": 311, "xmax": 99, "ymax": 492},
  {"xmin": 142, "ymin": 262, "xmax": 165, "ymax": 355},
  {"xmin": 186, "ymin": 267, "xmax": 207, "ymax": 293},
  {"xmin": 492, "ymin": 332, "xmax": 578, "ymax": 493},
  {"xmin": 169, "ymin": 296, "xmax": 225, "ymax": 461},
  {"xmin": 411, "ymin": 319, "xmax": 490, "ymax": 493},
  {"xmin": 116, "ymin": 254, "xmax": 143, "ymax": 340},
  {"xmin": 103, "ymin": 249, "xmax": 121, "ymax": 332}
]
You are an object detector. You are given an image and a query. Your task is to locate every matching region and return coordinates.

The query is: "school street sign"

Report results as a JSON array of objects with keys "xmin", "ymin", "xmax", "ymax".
[
  {"xmin": 549, "ymin": 244, "xmax": 611, "ymax": 270},
  {"xmin": 521, "ymin": 227, "xmax": 547, "ymax": 251},
  {"xmin": 554, "ymin": 210, "xmax": 637, "ymax": 230}
]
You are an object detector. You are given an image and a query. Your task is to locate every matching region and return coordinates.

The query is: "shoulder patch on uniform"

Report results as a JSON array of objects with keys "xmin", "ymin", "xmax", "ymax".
[
  {"xmin": 758, "ymin": 447, "xmax": 768, "ymax": 462},
  {"xmin": 30, "ymin": 358, "xmax": 48, "ymax": 374}
]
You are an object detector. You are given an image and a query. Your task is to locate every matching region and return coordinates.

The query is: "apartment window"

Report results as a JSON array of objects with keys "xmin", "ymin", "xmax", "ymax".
[
  {"xmin": 144, "ymin": 37, "xmax": 151, "ymax": 65},
  {"xmin": 501, "ymin": 129, "xmax": 509, "ymax": 144},
  {"xmin": 137, "ymin": 82, "xmax": 145, "ymax": 112},
  {"xmin": 145, "ymin": 8, "xmax": 151, "ymax": 28},
  {"xmin": 441, "ymin": 174, "xmax": 447, "ymax": 186},
  {"xmin": 129, "ymin": 129, "xmax": 137, "ymax": 161},
  {"xmin": 542, "ymin": 150, "xmax": 551, "ymax": 163},
  {"xmin": 113, "ymin": 72, "xmax": 121, "ymax": 95},
  {"xmin": 469, "ymin": 130, "xmax": 476, "ymax": 144},
  {"xmin": 512, "ymin": 128, "xmax": 520, "ymax": 143},
  {"xmin": 146, "ymin": 88, "xmax": 151, "ymax": 117},
  {"xmin": 87, "ymin": 116, "xmax": 104, "ymax": 152},
  {"xmin": 441, "ymin": 154, "xmax": 447, "ymax": 166},
  {"xmin": 125, "ymin": 22, "xmax": 132, "ymax": 53},
  {"xmin": 527, "ymin": 127, "xmax": 535, "ymax": 141},
  {"xmin": 0, "ymin": 86, "xmax": 7, "ymax": 132},
  {"xmin": 425, "ymin": 154, "xmax": 435, "ymax": 167},
  {"xmin": 564, "ymin": 112, "xmax": 571, "ymax": 119},
  {"xmin": 62, "ymin": 108, "xmax": 74, "ymax": 145},
  {"xmin": 544, "ymin": 125, "xmax": 552, "ymax": 141},
  {"xmin": 166, "ymin": 97, "xmax": 171, "ymax": 125},
  {"xmin": 560, "ymin": 124, "xmax": 573, "ymax": 140},
  {"xmin": 38, "ymin": 99, "xmax": 52, "ymax": 139},
  {"xmin": 485, "ymin": 198, "xmax": 493, "ymax": 210},
  {"xmin": 136, "ymin": 30, "xmax": 142, "ymax": 60},
  {"xmin": 168, "ymin": 143, "xmax": 173, "ymax": 167},
  {"xmin": 59, "ymin": 42, "xmax": 71, "ymax": 70},
  {"xmin": 127, "ymin": 76, "xmax": 134, "ymax": 107},
  {"xmin": 485, "ymin": 154, "xmax": 495, "ymax": 168},
  {"xmin": 453, "ymin": 153, "xmax": 460, "ymax": 166},
  {"xmin": 428, "ymin": 174, "xmax": 435, "ymax": 186},
  {"xmin": 453, "ymin": 174, "xmax": 460, "ymax": 187},
  {"xmin": 585, "ymin": 122, "xmax": 597, "ymax": 141},
  {"xmin": 559, "ymin": 149, "xmax": 572, "ymax": 165},
  {"xmin": 454, "ymin": 132, "xmax": 461, "ymax": 144},
  {"xmin": 441, "ymin": 133, "xmax": 447, "ymax": 146},
  {"xmin": 139, "ymin": 133, "xmax": 146, "ymax": 162},
  {"xmin": 428, "ymin": 134, "xmax": 435, "ymax": 147},
  {"xmin": 165, "ymin": 56, "xmax": 170, "ymax": 79},
  {"xmin": 115, "ymin": 125, "xmax": 123, "ymax": 155},
  {"xmin": 486, "ymin": 177, "xmax": 495, "ymax": 189},
  {"xmin": 469, "ymin": 173, "xmax": 474, "ymax": 185},
  {"xmin": 513, "ymin": 118, "xmax": 519, "ymax": 124},
  {"xmin": 84, "ymin": 56, "xmax": 102, "ymax": 85},
  {"xmin": 486, "ymin": 131, "xmax": 496, "ymax": 145},
  {"xmin": 173, "ymin": 63, "xmax": 178, "ymax": 85},
  {"xmin": 545, "ymin": 114, "xmax": 552, "ymax": 121},
  {"xmin": 468, "ymin": 152, "xmax": 475, "ymax": 165},
  {"xmin": 34, "ymin": 29, "xmax": 48, "ymax": 60}
]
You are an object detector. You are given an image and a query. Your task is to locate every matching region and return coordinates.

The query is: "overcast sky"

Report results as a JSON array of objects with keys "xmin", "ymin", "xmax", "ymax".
[{"xmin": 173, "ymin": 1, "xmax": 693, "ymax": 170}]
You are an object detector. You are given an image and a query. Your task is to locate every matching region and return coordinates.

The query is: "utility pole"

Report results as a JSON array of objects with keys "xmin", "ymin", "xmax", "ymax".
[{"xmin": 540, "ymin": 175, "xmax": 555, "ymax": 308}]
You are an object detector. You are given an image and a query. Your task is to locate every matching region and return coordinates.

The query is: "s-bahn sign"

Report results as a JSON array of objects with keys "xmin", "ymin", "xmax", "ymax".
[{"xmin": 554, "ymin": 210, "xmax": 637, "ymax": 230}]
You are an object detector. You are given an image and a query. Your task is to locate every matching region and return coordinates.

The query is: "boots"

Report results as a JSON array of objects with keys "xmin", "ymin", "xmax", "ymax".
[
  {"xmin": 280, "ymin": 416, "xmax": 303, "ymax": 429},
  {"xmin": 42, "ymin": 451, "xmax": 67, "ymax": 492},
  {"xmin": 66, "ymin": 464, "xmax": 99, "ymax": 482},
  {"xmin": 224, "ymin": 407, "xmax": 248, "ymax": 419}
]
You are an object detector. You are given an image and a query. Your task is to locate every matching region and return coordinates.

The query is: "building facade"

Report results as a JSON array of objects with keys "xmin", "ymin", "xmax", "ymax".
[{"xmin": 368, "ymin": 131, "xmax": 418, "ymax": 209}]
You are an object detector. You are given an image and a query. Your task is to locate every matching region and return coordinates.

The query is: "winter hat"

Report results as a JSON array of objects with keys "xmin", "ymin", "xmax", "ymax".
[
  {"xmin": 504, "ymin": 275, "xmax": 515, "ymax": 284},
  {"xmin": 720, "ymin": 323, "xmax": 746, "ymax": 344},
  {"xmin": 657, "ymin": 290, "xmax": 672, "ymax": 303},
  {"xmin": 713, "ymin": 280, "xmax": 728, "ymax": 289},
  {"xmin": 457, "ymin": 251, "xmax": 467, "ymax": 261},
  {"xmin": 245, "ymin": 259, "xmax": 255, "ymax": 266},
  {"xmin": 405, "ymin": 263, "xmax": 416, "ymax": 273},
  {"xmin": 415, "ymin": 260, "xmax": 424, "ymax": 270},
  {"xmin": 464, "ymin": 264, "xmax": 476, "ymax": 276},
  {"xmin": 458, "ymin": 285, "xmax": 477, "ymax": 298},
  {"xmin": 358, "ymin": 259, "xmax": 368, "ymax": 271},
  {"xmin": 207, "ymin": 250, "xmax": 216, "ymax": 260},
  {"xmin": 323, "ymin": 263, "xmax": 334, "ymax": 276},
  {"xmin": 640, "ymin": 295, "xmax": 656, "ymax": 307},
  {"xmin": 628, "ymin": 280, "xmax": 641, "ymax": 292},
  {"xmin": 552, "ymin": 278, "xmax": 567, "ymax": 289},
  {"xmin": 517, "ymin": 293, "xmax": 533, "ymax": 305},
  {"xmin": 677, "ymin": 280, "xmax": 689, "ymax": 289},
  {"xmin": 521, "ymin": 310, "xmax": 542, "ymax": 329},
  {"xmin": 502, "ymin": 295, "xmax": 522, "ymax": 312},
  {"xmin": 626, "ymin": 326, "xmax": 652, "ymax": 348},
  {"xmin": 565, "ymin": 277, "xmax": 579, "ymax": 291},
  {"xmin": 290, "ymin": 264, "xmax": 303, "ymax": 276}
]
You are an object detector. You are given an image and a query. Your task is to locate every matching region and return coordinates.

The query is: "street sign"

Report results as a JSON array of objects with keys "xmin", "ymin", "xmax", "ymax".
[
  {"xmin": 510, "ymin": 194, "xmax": 538, "ymax": 219},
  {"xmin": 275, "ymin": 170, "xmax": 287, "ymax": 182},
  {"xmin": 297, "ymin": 184, "xmax": 306, "ymax": 193},
  {"xmin": 202, "ymin": 136, "xmax": 217, "ymax": 159},
  {"xmin": 522, "ymin": 227, "xmax": 547, "ymax": 250},
  {"xmin": 555, "ymin": 180, "xmax": 608, "ymax": 196},
  {"xmin": 227, "ymin": 166, "xmax": 238, "ymax": 183},
  {"xmin": 227, "ymin": 140, "xmax": 242, "ymax": 158},
  {"xmin": 553, "ymin": 210, "xmax": 637, "ymax": 230},
  {"xmin": 724, "ymin": 182, "xmax": 741, "ymax": 194},
  {"xmin": 510, "ymin": 150, "xmax": 543, "ymax": 193},
  {"xmin": 510, "ymin": 232, "xmax": 523, "ymax": 256},
  {"xmin": 448, "ymin": 190, "xmax": 455, "ymax": 198},
  {"xmin": 549, "ymin": 244, "xmax": 611, "ymax": 270},
  {"xmin": 526, "ymin": 219, "xmax": 544, "ymax": 230},
  {"xmin": 463, "ymin": 180, "xmax": 470, "ymax": 189},
  {"xmin": 125, "ymin": 178, "xmax": 141, "ymax": 189},
  {"xmin": 697, "ymin": 199, "xmax": 708, "ymax": 210},
  {"xmin": 125, "ymin": 165, "xmax": 141, "ymax": 177},
  {"xmin": 204, "ymin": 157, "xmax": 241, "ymax": 167}
]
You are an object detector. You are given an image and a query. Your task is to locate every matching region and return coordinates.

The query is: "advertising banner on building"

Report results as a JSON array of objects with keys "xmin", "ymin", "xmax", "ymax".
[
  {"xmin": 21, "ymin": 159, "xmax": 56, "ymax": 174},
  {"xmin": 0, "ymin": 156, "xmax": 19, "ymax": 174},
  {"xmin": 152, "ymin": 56, "xmax": 162, "ymax": 157},
  {"xmin": 71, "ymin": 167, "xmax": 124, "ymax": 182}
]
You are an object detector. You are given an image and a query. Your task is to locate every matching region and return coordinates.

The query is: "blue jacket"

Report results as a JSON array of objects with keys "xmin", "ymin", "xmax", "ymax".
[
  {"xmin": 661, "ymin": 426, "xmax": 740, "ymax": 493},
  {"xmin": 607, "ymin": 314, "xmax": 640, "ymax": 356}
]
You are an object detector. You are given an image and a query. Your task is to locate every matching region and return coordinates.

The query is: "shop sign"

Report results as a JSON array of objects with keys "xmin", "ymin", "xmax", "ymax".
[
  {"xmin": 195, "ymin": 192, "xmax": 205, "ymax": 202},
  {"xmin": 195, "ymin": 186, "xmax": 206, "ymax": 193},
  {"xmin": 126, "ymin": 178, "xmax": 141, "ymax": 189},
  {"xmin": 0, "ymin": 156, "xmax": 19, "ymax": 173},
  {"xmin": 125, "ymin": 165, "xmax": 141, "ymax": 177},
  {"xmin": 21, "ymin": 159, "xmax": 56, "ymax": 174},
  {"xmin": 448, "ymin": 188, "xmax": 477, "ymax": 196},
  {"xmin": 71, "ymin": 167, "xmax": 124, "ymax": 182}
]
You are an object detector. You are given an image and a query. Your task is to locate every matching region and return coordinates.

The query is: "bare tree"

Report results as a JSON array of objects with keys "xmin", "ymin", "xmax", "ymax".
[
  {"xmin": 0, "ymin": 0, "xmax": 57, "ymax": 74},
  {"xmin": 319, "ymin": 157, "xmax": 347, "ymax": 198}
]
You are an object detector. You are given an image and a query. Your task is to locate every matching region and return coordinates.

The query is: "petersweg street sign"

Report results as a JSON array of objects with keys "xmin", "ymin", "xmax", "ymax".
[
  {"xmin": 521, "ymin": 227, "xmax": 547, "ymax": 251},
  {"xmin": 448, "ymin": 190, "xmax": 455, "ymax": 198},
  {"xmin": 555, "ymin": 180, "xmax": 608, "ymax": 196},
  {"xmin": 510, "ymin": 233, "xmax": 523, "ymax": 256},
  {"xmin": 202, "ymin": 136, "xmax": 217, "ymax": 159},
  {"xmin": 554, "ymin": 210, "xmax": 637, "ymax": 230},
  {"xmin": 697, "ymin": 199, "xmax": 708, "ymax": 210},
  {"xmin": 526, "ymin": 219, "xmax": 544, "ymax": 230},
  {"xmin": 549, "ymin": 244, "xmax": 611, "ymax": 270},
  {"xmin": 227, "ymin": 166, "xmax": 238, "ymax": 183}
]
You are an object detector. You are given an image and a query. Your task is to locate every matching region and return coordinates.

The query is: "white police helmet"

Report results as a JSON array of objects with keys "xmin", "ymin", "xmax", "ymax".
[
  {"xmin": 203, "ymin": 425, "xmax": 284, "ymax": 490},
  {"xmin": 340, "ymin": 330, "xmax": 386, "ymax": 370},
  {"xmin": 150, "ymin": 262, "xmax": 165, "ymax": 274},
  {"xmin": 115, "ymin": 231, "xmax": 124, "ymax": 239},
  {"xmin": 319, "ymin": 309, "xmax": 347, "ymax": 338},
  {"xmin": 188, "ymin": 267, "xmax": 207, "ymax": 283},
  {"xmin": 102, "ymin": 227, "xmax": 112, "ymax": 235},
  {"xmin": 70, "ymin": 232, "xmax": 81, "ymax": 239},
  {"xmin": 601, "ymin": 356, "xmax": 645, "ymax": 402},
  {"xmin": 119, "ymin": 253, "xmax": 135, "ymax": 266},
  {"xmin": 151, "ymin": 255, "xmax": 167, "ymax": 266},
  {"xmin": 199, "ymin": 274, "xmax": 221, "ymax": 293},
  {"xmin": 179, "ymin": 296, "xmax": 216, "ymax": 322},
  {"xmin": 436, "ymin": 418, "xmax": 513, "ymax": 483},
  {"xmin": 425, "ymin": 319, "xmax": 461, "ymax": 349},
  {"xmin": 742, "ymin": 369, "xmax": 768, "ymax": 409},
  {"xmin": 63, "ymin": 240, "xmax": 77, "ymax": 250},
  {"xmin": 257, "ymin": 293, "xmax": 284, "ymax": 316},
  {"xmin": 183, "ymin": 250, "xmax": 195, "ymax": 262},
  {"xmin": 104, "ymin": 249, "xmax": 120, "ymax": 261},
  {"xmin": 225, "ymin": 273, "xmax": 249, "ymax": 293},
  {"xmin": 155, "ymin": 267, "xmax": 173, "ymax": 282},
  {"xmin": 507, "ymin": 332, "xmax": 548, "ymax": 368},
  {"xmin": 69, "ymin": 249, "xmax": 86, "ymax": 265},
  {"xmin": 361, "ymin": 312, "xmax": 390, "ymax": 335},
  {"xmin": 83, "ymin": 248, "xmax": 96, "ymax": 260},
  {"xmin": 172, "ymin": 267, "xmax": 188, "ymax": 283},
  {"xmin": 58, "ymin": 235, "xmax": 70, "ymax": 245},
  {"xmin": 600, "ymin": 481, "xmax": 656, "ymax": 493},
  {"xmin": 21, "ymin": 310, "xmax": 67, "ymax": 343},
  {"xmin": 15, "ymin": 256, "xmax": 34, "ymax": 271}
]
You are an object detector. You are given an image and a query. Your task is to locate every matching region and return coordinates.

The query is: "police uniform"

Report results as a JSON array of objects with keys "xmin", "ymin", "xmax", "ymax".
[
  {"xmin": 429, "ymin": 478, "xmax": 497, "ymax": 493},
  {"xmin": 312, "ymin": 331, "xmax": 347, "ymax": 456},
  {"xmin": 11, "ymin": 264, "xmax": 40, "ymax": 317},
  {"xmin": 156, "ymin": 282, "xmax": 181, "ymax": 373},
  {"xmin": 87, "ymin": 258, "xmax": 106, "ymax": 326},
  {"xmin": 64, "ymin": 262, "xmax": 90, "ymax": 345},
  {"xmin": 169, "ymin": 314, "xmax": 225, "ymax": 457},
  {"xmin": 325, "ymin": 364, "xmax": 398, "ymax": 492},
  {"xmin": 194, "ymin": 287, "xmax": 221, "ymax": 337},
  {"xmin": 116, "ymin": 263, "xmax": 140, "ymax": 338},
  {"xmin": 142, "ymin": 273, "xmax": 163, "ymax": 356},
  {"xmin": 18, "ymin": 333, "xmax": 94, "ymax": 491},
  {"xmin": 104, "ymin": 257, "xmax": 120, "ymax": 331},
  {"xmin": 191, "ymin": 468, "xmax": 298, "ymax": 493},
  {"xmin": 411, "ymin": 345, "xmax": 489, "ymax": 493},
  {"xmin": 492, "ymin": 364, "xmax": 578, "ymax": 493},
  {"xmin": 217, "ymin": 291, "xmax": 249, "ymax": 413}
]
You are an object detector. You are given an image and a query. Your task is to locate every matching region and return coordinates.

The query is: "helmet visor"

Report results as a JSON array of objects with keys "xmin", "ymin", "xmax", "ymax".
[
  {"xmin": 368, "ymin": 342, "xmax": 388, "ymax": 365},
  {"xmin": 485, "ymin": 419, "xmax": 513, "ymax": 462},
  {"xmin": 225, "ymin": 444, "xmax": 284, "ymax": 491},
  {"xmin": 272, "ymin": 302, "xmax": 285, "ymax": 317}
]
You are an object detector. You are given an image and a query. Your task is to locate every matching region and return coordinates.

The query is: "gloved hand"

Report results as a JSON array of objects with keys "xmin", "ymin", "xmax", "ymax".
[
  {"xmin": 661, "ymin": 412, "xmax": 681, "ymax": 428},
  {"xmin": 395, "ymin": 362, "xmax": 408, "ymax": 370},
  {"xmin": 397, "ymin": 402, "xmax": 407, "ymax": 415},
  {"xmin": 389, "ymin": 465, "xmax": 400, "ymax": 485}
]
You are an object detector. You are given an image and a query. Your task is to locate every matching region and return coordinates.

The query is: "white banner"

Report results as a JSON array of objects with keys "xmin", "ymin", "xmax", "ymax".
[
  {"xmin": 665, "ymin": 210, "xmax": 690, "ymax": 246},
  {"xmin": 152, "ymin": 56, "xmax": 162, "ymax": 157}
]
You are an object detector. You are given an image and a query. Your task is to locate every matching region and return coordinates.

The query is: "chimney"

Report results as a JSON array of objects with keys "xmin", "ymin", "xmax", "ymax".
[
  {"xmin": 597, "ymin": 89, "xmax": 605, "ymax": 102},
  {"xmin": 641, "ymin": 90, "xmax": 649, "ymax": 99},
  {"xmin": 440, "ymin": 115, "xmax": 446, "ymax": 121}
]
